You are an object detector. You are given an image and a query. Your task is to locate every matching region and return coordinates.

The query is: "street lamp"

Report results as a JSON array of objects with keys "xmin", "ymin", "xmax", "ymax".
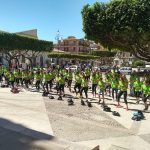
[
  {"xmin": 55, "ymin": 30, "xmax": 60, "ymax": 52},
  {"xmin": 55, "ymin": 30, "xmax": 63, "ymax": 65}
]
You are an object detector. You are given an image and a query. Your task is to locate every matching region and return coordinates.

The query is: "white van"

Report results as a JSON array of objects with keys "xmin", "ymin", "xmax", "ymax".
[{"xmin": 119, "ymin": 67, "xmax": 132, "ymax": 74}]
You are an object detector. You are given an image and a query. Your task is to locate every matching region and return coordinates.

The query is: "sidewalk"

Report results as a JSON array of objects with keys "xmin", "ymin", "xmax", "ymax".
[{"xmin": 0, "ymin": 86, "xmax": 150, "ymax": 150}]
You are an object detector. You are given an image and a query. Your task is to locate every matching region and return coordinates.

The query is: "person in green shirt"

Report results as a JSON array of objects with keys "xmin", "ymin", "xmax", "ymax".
[
  {"xmin": 130, "ymin": 71, "xmax": 139, "ymax": 96},
  {"xmin": 80, "ymin": 74, "xmax": 89, "ymax": 99},
  {"xmin": 98, "ymin": 77, "xmax": 105, "ymax": 104},
  {"xmin": 67, "ymin": 69, "xmax": 73, "ymax": 92},
  {"xmin": 16, "ymin": 69, "xmax": 22, "ymax": 86},
  {"xmin": 133, "ymin": 78, "xmax": 142, "ymax": 104},
  {"xmin": 43, "ymin": 70, "xmax": 50, "ymax": 92},
  {"xmin": 9, "ymin": 71, "xmax": 15, "ymax": 88},
  {"xmin": 48, "ymin": 69, "xmax": 54, "ymax": 92},
  {"xmin": 24, "ymin": 70, "xmax": 30, "ymax": 89},
  {"xmin": 85, "ymin": 68, "xmax": 91, "ymax": 80},
  {"xmin": 74, "ymin": 71, "xmax": 82, "ymax": 96},
  {"xmin": 55, "ymin": 73, "xmax": 60, "ymax": 94},
  {"xmin": 58, "ymin": 73, "xmax": 65, "ymax": 96},
  {"xmin": 141, "ymin": 80, "xmax": 150, "ymax": 111},
  {"xmin": 105, "ymin": 71, "xmax": 112, "ymax": 97},
  {"xmin": 117, "ymin": 75, "xmax": 129, "ymax": 111},
  {"xmin": 35, "ymin": 70, "xmax": 42, "ymax": 91},
  {"xmin": 91, "ymin": 71, "xmax": 98, "ymax": 98},
  {"xmin": 4, "ymin": 69, "xmax": 10, "ymax": 86},
  {"xmin": 111, "ymin": 75, "xmax": 119, "ymax": 101},
  {"xmin": 0, "ymin": 65, "xmax": 4, "ymax": 83}
]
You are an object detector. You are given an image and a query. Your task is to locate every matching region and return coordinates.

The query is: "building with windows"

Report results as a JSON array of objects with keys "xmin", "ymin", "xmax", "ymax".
[
  {"xmin": 54, "ymin": 36, "xmax": 90, "ymax": 53},
  {"xmin": 113, "ymin": 52, "xmax": 135, "ymax": 67}
]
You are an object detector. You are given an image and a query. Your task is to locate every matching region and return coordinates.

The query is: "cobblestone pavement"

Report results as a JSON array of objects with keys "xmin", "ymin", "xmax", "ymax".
[{"xmin": 44, "ymin": 90, "xmax": 132, "ymax": 142}]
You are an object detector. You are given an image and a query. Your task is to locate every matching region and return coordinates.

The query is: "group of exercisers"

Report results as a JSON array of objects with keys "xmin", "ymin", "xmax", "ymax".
[{"xmin": 0, "ymin": 64, "xmax": 150, "ymax": 111}]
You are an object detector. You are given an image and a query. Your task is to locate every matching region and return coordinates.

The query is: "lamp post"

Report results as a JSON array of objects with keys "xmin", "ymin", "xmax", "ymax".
[{"xmin": 55, "ymin": 30, "xmax": 61, "ymax": 65}]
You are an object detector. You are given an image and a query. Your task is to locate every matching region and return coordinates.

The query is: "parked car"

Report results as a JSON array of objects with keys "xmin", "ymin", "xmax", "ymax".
[
  {"xmin": 119, "ymin": 67, "xmax": 132, "ymax": 74},
  {"xmin": 138, "ymin": 68, "xmax": 150, "ymax": 74},
  {"xmin": 65, "ymin": 65, "xmax": 78, "ymax": 71},
  {"xmin": 100, "ymin": 65, "xmax": 111, "ymax": 72},
  {"xmin": 92, "ymin": 66, "xmax": 100, "ymax": 71}
]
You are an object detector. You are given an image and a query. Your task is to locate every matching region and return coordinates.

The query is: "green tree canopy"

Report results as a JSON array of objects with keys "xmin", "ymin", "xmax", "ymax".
[
  {"xmin": 81, "ymin": 0, "xmax": 150, "ymax": 61},
  {"xmin": 0, "ymin": 32, "xmax": 53, "ymax": 51}
]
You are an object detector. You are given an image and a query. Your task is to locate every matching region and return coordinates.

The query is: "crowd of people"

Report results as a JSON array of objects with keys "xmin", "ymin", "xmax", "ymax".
[{"xmin": 0, "ymin": 64, "xmax": 150, "ymax": 111}]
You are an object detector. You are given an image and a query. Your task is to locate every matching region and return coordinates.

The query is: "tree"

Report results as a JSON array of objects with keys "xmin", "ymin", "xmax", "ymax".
[
  {"xmin": 81, "ymin": 0, "xmax": 150, "ymax": 62},
  {"xmin": 0, "ymin": 32, "xmax": 53, "ymax": 66},
  {"xmin": 132, "ymin": 60, "xmax": 145, "ymax": 67}
]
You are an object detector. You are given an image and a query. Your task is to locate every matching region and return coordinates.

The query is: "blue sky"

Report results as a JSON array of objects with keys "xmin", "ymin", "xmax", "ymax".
[{"xmin": 0, "ymin": 0, "xmax": 108, "ymax": 42}]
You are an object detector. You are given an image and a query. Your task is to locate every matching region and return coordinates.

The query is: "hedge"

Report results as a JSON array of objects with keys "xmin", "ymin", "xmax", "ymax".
[
  {"xmin": 48, "ymin": 52, "xmax": 114, "ymax": 60},
  {"xmin": 0, "ymin": 32, "xmax": 53, "ymax": 51},
  {"xmin": 90, "ymin": 50, "xmax": 116, "ymax": 57}
]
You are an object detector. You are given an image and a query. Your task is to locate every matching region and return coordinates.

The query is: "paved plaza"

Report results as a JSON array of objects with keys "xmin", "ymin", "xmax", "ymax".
[{"xmin": 0, "ymin": 86, "xmax": 150, "ymax": 150}]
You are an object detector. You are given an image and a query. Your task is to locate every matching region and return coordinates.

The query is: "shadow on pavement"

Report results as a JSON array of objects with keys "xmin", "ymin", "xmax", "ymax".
[{"xmin": 0, "ymin": 118, "xmax": 54, "ymax": 150}]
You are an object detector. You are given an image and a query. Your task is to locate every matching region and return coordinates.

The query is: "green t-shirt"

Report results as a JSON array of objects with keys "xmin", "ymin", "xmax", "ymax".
[
  {"xmin": 35, "ymin": 74, "xmax": 42, "ymax": 81},
  {"xmin": 9, "ymin": 74, "xmax": 14, "ymax": 81},
  {"xmin": 0, "ymin": 68, "xmax": 3, "ymax": 75},
  {"xmin": 133, "ymin": 81, "xmax": 142, "ymax": 92},
  {"xmin": 43, "ymin": 73, "xmax": 50, "ymax": 81},
  {"xmin": 119, "ymin": 80, "xmax": 128, "ymax": 91},
  {"xmin": 142, "ymin": 84, "xmax": 150, "ymax": 95},
  {"xmin": 58, "ymin": 77, "xmax": 65, "ymax": 85},
  {"xmin": 91, "ymin": 75, "xmax": 98, "ymax": 84},
  {"xmin": 75, "ymin": 74, "xmax": 82, "ymax": 84},
  {"xmin": 111, "ymin": 79, "xmax": 119, "ymax": 89},
  {"xmin": 98, "ymin": 80, "xmax": 105, "ymax": 91},
  {"xmin": 81, "ymin": 78, "xmax": 88, "ymax": 87},
  {"xmin": 67, "ymin": 72, "xmax": 73, "ymax": 80},
  {"xmin": 130, "ymin": 74, "xmax": 138, "ymax": 84}
]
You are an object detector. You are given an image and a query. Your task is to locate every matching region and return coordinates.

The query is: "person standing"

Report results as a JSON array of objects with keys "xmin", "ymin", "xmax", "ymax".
[
  {"xmin": 98, "ymin": 77, "xmax": 105, "ymax": 104},
  {"xmin": 80, "ymin": 74, "xmax": 89, "ymax": 99},
  {"xmin": 111, "ymin": 75, "xmax": 119, "ymax": 101},
  {"xmin": 67, "ymin": 69, "xmax": 73, "ymax": 92},
  {"xmin": 141, "ymin": 80, "xmax": 150, "ymax": 111},
  {"xmin": 91, "ymin": 71, "xmax": 98, "ymax": 98},
  {"xmin": 133, "ymin": 78, "xmax": 142, "ymax": 104},
  {"xmin": 117, "ymin": 75, "xmax": 129, "ymax": 111},
  {"xmin": 74, "ymin": 71, "xmax": 82, "ymax": 96},
  {"xmin": 35, "ymin": 71, "xmax": 42, "ymax": 91},
  {"xmin": 58, "ymin": 73, "xmax": 65, "ymax": 96},
  {"xmin": 9, "ymin": 71, "xmax": 15, "ymax": 88}
]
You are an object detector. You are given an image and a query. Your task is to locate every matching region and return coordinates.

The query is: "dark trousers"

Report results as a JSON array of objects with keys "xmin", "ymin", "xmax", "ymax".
[
  {"xmin": 74, "ymin": 83, "xmax": 81, "ymax": 93},
  {"xmin": 112, "ymin": 88, "xmax": 118, "ymax": 99},
  {"xmin": 105, "ymin": 84, "xmax": 111, "ymax": 96},
  {"xmin": 143, "ymin": 94, "xmax": 150, "ymax": 103},
  {"xmin": 117, "ymin": 90, "xmax": 128, "ymax": 104},
  {"xmin": 43, "ymin": 81, "xmax": 49, "ymax": 92},
  {"xmin": 68, "ymin": 80, "xmax": 72, "ymax": 87},
  {"xmin": 35, "ymin": 80, "xmax": 41, "ymax": 90},
  {"xmin": 92, "ymin": 84, "xmax": 97, "ymax": 95},
  {"xmin": 15, "ymin": 78, "xmax": 20, "ymax": 85},
  {"xmin": 24, "ymin": 79, "xmax": 30, "ymax": 88},
  {"xmin": 59, "ymin": 84, "xmax": 64, "ymax": 93},
  {"xmin": 9, "ymin": 81, "xmax": 14, "ymax": 88},
  {"xmin": 48, "ymin": 80, "xmax": 53, "ymax": 90},
  {"xmin": 80, "ymin": 87, "xmax": 88, "ymax": 98}
]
